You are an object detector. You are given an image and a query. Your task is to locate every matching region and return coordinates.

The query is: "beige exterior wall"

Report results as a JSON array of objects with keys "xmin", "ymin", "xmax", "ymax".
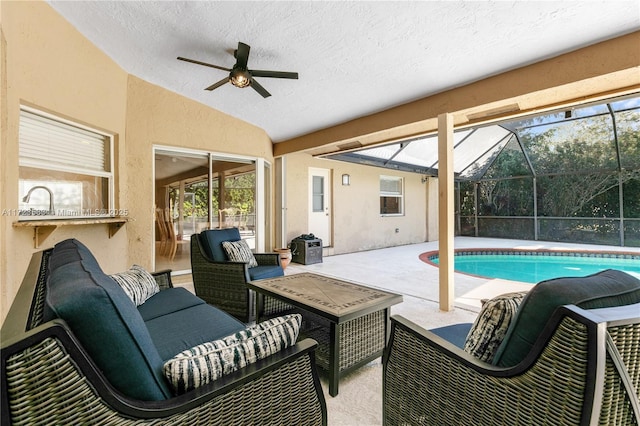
[
  {"xmin": 0, "ymin": 2, "xmax": 273, "ymax": 323},
  {"xmin": 282, "ymin": 153, "xmax": 428, "ymax": 254},
  {"xmin": 425, "ymin": 177, "xmax": 439, "ymax": 241},
  {"xmin": 1, "ymin": 1, "xmax": 129, "ymax": 323},
  {"xmin": 125, "ymin": 76, "xmax": 273, "ymax": 269}
]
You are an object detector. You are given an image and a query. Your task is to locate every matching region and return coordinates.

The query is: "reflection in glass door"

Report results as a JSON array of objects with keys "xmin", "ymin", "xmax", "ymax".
[
  {"xmin": 154, "ymin": 150, "xmax": 209, "ymax": 273},
  {"xmin": 154, "ymin": 148, "xmax": 264, "ymax": 273},
  {"xmin": 212, "ymin": 161, "xmax": 257, "ymax": 249}
]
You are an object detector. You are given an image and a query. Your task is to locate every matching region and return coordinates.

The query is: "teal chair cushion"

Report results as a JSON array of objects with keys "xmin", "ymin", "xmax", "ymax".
[
  {"xmin": 199, "ymin": 228, "xmax": 241, "ymax": 261},
  {"xmin": 249, "ymin": 265, "xmax": 284, "ymax": 281},
  {"xmin": 493, "ymin": 269, "xmax": 640, "ymax": 367},
  {"xmin": 429, "ymin": 323, "xmax": 473, "ymax": 349},
  {"xmin": 198, "ymin": 228, "xmax": 283, "ymax": 280}
]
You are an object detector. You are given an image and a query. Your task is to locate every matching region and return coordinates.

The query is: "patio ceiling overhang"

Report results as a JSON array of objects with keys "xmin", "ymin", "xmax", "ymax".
[
  {"xmin": 321, "ymin": 93, "xmax": 640, "ymax": 180},
  {"xmin": 273, "ymin": 32, "xmax": 640, "ymax": 160}
]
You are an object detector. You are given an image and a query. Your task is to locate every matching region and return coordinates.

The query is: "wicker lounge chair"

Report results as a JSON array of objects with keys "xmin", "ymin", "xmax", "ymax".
[
  {"xmin": 1, "ymin": 247, "xmax": 327, "ymax": 426},
  {"xmin": 383, "ymin": 271, "xmax": 640, "ymax": 426},
  {"xmin": 191, "ymin": 228, "xmax": 291, "ymax": 322}
]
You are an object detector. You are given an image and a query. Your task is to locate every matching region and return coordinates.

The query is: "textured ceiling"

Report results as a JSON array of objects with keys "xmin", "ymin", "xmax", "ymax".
[{"xmin": 48, "ymin": 1, "xmax": 639, "ymax": 143}]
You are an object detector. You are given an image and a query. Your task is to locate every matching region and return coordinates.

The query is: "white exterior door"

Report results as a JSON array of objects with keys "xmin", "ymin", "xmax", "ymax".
[{"xmin": 308, "ymin": 168, "xmax": 331, "ymax": 247}]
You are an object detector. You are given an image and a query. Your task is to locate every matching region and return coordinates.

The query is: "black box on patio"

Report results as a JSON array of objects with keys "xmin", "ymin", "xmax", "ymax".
[{"xmin": 290, "ymin": 237, "xmax": 323, "ymax": 265}]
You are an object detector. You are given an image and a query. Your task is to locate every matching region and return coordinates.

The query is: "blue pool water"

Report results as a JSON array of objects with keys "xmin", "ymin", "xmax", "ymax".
[{"xmin": 431, "ymin": 252, "xmax": 640, "ymax": 284}]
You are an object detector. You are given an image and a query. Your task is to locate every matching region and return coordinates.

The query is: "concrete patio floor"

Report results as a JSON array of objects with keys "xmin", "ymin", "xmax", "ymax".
[{"xmin": 283, "ymin": 236, "xmax": 639, "ymax": 331}]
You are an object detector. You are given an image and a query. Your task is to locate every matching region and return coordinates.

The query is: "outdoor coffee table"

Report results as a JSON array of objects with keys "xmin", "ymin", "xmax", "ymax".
[{"xmin": 248, "ymin": 272, "xmax": 402, "ymax": 396}]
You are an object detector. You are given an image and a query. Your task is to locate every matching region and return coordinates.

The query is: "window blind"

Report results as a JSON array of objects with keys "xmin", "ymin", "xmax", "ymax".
[
  {"xmin": 19, "ymin": 110, "xmax": 108, "ymax": 173},
  {"xmin": 380, "ymin": 176, "xmax": 402, "ymax": 194}
]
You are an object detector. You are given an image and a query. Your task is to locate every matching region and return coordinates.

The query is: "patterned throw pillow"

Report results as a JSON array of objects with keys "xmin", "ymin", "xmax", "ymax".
[
  {"xmin": 222, "ymin": 239, "xmax": 258, "ymax": 268},
  {"xmin": 463, "ymin": 291, "xmax": 528, "ymax": 363},
  {"xmin": 163, "ymin": 314, "xmax": 302, "ymax": 394},
  {"xmin": 110, "ymin": 265, "xmax": 160, "ymax": 306}
]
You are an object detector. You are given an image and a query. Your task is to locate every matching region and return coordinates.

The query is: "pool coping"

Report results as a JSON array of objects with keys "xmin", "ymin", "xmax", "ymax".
[{"xmin": 419, "ymin": 247, "xmax": 640, "ymax": 281}]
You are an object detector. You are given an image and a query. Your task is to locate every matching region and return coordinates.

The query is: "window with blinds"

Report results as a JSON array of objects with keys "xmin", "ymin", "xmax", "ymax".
[
  {"xmin": 18, "ymin": 108, "xmax": 114, "ymax": 219},
  {"xmin": 380, "ymin": 175, "xmax": 404, "ymax": 215}
]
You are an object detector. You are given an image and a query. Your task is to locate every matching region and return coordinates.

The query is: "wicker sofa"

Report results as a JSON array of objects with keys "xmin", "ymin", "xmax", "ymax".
[
  {"xmin": 383, "ymin": 270, "xmax": 640, "ymax": 425},
  {"xmin": 1, "ymin": 239, "xmax": 327, "ymax": 425}
]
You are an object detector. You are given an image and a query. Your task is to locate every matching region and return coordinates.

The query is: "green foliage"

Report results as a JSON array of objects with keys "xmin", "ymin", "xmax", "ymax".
[
  {"xmin": 623, "ymin": 177, "xmax": 640, "ymax": 218},
  {"xmin": 182, "ymin": 182, "xmax": 210, "ymax": 218},
  {"xmin": 482, "ymin": 137, "xmax": 530, "ymax": 179},
  {"xmin": 478, "ymin": 177, "xmax": 534, "ymax": 216},
  {"xmin": 522, "ymin": 115, "xmax": 618, "ymax": 174},
  {"xmin": 222, "ymin": 173, "xmax": 255, "ymax": 214},
  {"xmin": 465, "ymin": 111, "xmax": 639, "ymax": 216},
  {"xmin": 459, "ymin": 106, "xmax": 640, "ymax": 245},
  {"xmin": 168, "ymin": 172, "xmax": 256, "ymax": 221},
  {"xmin": 537, "ymin": 173, "xmax": 620, "ymax": 217}
]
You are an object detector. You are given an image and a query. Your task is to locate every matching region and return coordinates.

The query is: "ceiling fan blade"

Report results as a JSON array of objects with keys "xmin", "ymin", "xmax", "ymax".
[
  {"xmin": 250, "ymin": 79, "xmax": 271, "ymax": 98},
  {"xmin": 250, "ymin": 70, "xmax": 299, "ymax": 80},
  {"xmin": 177, "ymin": 57, "xmax": 231, "ymax": 72},
  {"xmin": 235, "ymin": 42, "xmax": 250, "ymax": 69},
  {"xmin": 205, "ymin": 77, "xmax": 229, "ymax": 91}
]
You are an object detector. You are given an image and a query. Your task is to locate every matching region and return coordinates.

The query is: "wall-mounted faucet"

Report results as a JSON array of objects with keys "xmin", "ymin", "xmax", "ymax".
[{"xmin": 22, "ymin": 186, "xmax": 55, "ymax": 215}]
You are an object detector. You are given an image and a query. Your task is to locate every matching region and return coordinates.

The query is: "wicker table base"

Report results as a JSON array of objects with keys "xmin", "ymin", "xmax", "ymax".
[{"xmin": 248, "ymin": 273, "xmax": 402, "ymax": 396}]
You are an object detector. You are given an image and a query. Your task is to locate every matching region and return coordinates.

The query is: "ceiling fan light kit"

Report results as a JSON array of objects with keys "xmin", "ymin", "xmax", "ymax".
[
  {"xmin": 177, "ymin": 42, "xmax": 298, "ymax": 98},
  {"xmin": 230, "ymin": 68, "xmax": 251, "ymax": 88}
]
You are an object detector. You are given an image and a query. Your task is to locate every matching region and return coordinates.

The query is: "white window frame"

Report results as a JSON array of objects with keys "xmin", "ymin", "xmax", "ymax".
[
  {"xmin": 18, "ymin": 106, "xmax": 114, "ymax": 220},
  {"xmin": 380, "ymin": 175, "xmax": 404, "ymax": 216}
]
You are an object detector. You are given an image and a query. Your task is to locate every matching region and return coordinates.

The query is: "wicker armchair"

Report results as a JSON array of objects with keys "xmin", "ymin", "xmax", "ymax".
[
  {"xmin": 383, "ymin": 302, "xmax": 640, "ymax": 426},
  {"xmin": 1, "ymin": 249, "xmax": 327, "ymax": 426},
  {"xmin": 191, "ymin": 229, "xmax": 291, "ymax": 323}
]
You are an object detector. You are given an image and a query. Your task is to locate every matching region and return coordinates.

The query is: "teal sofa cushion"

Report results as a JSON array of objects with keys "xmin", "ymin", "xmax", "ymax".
[
  {"xmin": 137, "ymin": 287, "xmax": 205, "ymax": 321},
  {"xmin": 145, "ymin": 303, "xmax": 245, "ymax": 360},
  {"xmin": 199, "ymin": 228, "xmax": 241, "ymax": 261},
  {"xmin": 47, "ymin": 239, "xmax": 172, "ymax": 401},
  {"xmin": 493, "ymin": 269, "xmax": 640, "ymax": 367}
]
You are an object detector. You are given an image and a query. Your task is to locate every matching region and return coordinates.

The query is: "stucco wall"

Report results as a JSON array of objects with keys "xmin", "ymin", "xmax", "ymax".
[
  {"xmin": 0, "ymin": 1, "xmax": 274, "ymax": 323},
  {"xmin": 125, "ymin": 76, "xmax": 273, "ymax": 269},
  {"xmin": 0, "ymin": 1, "xmax": 129, "ymax": 322},
  {"xmin": 283, "ymin": 152, "xmax": 428, "ymax": 254},
  {"xmin": 426, "ymin": 177, "xmax": 439, "ymax": 241}
]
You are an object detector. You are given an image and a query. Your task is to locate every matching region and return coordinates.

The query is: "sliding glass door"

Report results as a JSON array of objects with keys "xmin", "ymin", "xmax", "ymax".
[{"xmin": 154, "ymin": 147, "xmax": 270, "ymax": 274}]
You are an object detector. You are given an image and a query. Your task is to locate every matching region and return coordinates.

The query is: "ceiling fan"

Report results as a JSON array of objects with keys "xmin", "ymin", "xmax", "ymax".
[{"xmin": 177, "ymin": 42, "xmax": 298, "ymax": 98}]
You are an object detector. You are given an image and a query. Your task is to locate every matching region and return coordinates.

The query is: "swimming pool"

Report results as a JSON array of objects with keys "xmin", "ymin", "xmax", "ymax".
[{"xmin": 423, "ymin": 249, "xmax": 640, "ymax": 284}]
